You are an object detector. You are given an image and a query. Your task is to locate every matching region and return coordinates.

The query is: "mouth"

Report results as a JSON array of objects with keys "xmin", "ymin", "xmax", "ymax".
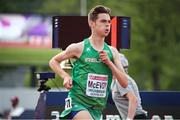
[{"xmin": 105, "ymin": 29, "xmax": 110, "ymax": 33}]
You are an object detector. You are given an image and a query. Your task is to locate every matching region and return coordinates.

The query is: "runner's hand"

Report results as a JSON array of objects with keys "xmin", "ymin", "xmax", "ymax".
[
  {"xmin": 63, "ymin": 76, "xmax": 73, "ymax": 90},
  {"xmin": 99, "ymin": 50, "xmax": 111, "ymax": 65}
]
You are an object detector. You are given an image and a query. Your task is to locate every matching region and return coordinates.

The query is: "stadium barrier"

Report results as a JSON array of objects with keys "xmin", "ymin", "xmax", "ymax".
[{"xmin": 35, "ymin": 91, "xmax": 180, "ymax": 119}]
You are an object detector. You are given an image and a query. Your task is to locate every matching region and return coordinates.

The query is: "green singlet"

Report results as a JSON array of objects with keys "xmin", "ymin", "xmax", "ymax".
[{"xmin": 60, "ymin": 38, "xmax": 113, "ymax": 120}]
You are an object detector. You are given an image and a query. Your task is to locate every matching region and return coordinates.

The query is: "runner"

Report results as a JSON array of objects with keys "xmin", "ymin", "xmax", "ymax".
[{"xmin": 49, "ymin": 5, "xmax": 128, "ymax": 120}]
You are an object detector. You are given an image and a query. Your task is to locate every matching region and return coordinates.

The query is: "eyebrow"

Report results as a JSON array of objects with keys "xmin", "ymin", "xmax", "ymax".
[{"xmin": 100, "ymin": 19, "xmax": 111, "ymax": 23}]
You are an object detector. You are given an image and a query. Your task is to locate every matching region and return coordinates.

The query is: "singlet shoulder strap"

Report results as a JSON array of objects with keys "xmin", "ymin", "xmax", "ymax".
[
  {"xmin": 78, "ymin": 38, "xmax": 89, "ymax": 59},
  {"xmin": 83, "ymin": 38, "xmax": 90, "ymax": 47}
]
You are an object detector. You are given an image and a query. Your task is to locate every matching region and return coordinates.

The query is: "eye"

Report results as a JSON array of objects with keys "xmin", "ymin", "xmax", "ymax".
[{"xmin": 100, "ymin": 19, "xmax": 106, "ymax": 23}]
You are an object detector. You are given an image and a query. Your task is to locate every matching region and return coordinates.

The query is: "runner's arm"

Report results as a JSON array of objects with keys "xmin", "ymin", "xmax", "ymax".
[
  {"xmin": 99, "ymin": 47, "xmax": 128, "ymax": 88},
  {"xmin": 49, "ymin": 43, "xmax": 82, "ymax": 89}
]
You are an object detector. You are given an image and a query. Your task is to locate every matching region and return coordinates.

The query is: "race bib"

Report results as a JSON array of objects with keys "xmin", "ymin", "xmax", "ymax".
[
  {"xmin": 86, "ymin": 73, "xmax": 108, "ymax": 98},
  {"xmin": 65, "ymin": 97, "xmax": 72, "ymax": 110}
]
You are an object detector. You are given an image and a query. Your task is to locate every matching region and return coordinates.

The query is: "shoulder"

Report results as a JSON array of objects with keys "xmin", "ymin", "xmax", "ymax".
[
  {"xmin": 109, "ymin": 46, "xmax": 119, "ymax": 57},
  {"xmin": 65, "ymin": 41, "xmax": 84, "ymax": 58},
  {"xmin": 109, "ymin": 46, "xmax": 122, "ymax": 65},
  {"xmin": 66, "ymin": 42, "xmax": 83, "ymax": 50},
  {"xmin": 109, "ymin": 46, "xmax": 118, "ymax": 52}
]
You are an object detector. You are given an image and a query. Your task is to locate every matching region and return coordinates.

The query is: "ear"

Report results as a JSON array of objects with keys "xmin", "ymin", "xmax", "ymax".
[{"xmin": 88, "ymin": 20, "xmax": 95, "ymax": 28}]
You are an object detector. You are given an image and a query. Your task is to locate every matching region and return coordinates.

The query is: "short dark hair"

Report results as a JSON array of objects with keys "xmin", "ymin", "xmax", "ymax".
[{"xmin": 88, "ymin": 5, "xmax": 111, "ymax": 22}]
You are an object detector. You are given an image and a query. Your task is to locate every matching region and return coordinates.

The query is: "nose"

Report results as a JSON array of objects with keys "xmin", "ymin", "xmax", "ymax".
[
  {"xmin": 106, "ymin": 21, "xmax": 111, "ymax": 27},
  {"xmin": 106, "ymin": 23, "xmax": 110, "ymax": 29},
  {"xmin": 106, "ymin": 22, "xmax": 110, "ymax": 27}
]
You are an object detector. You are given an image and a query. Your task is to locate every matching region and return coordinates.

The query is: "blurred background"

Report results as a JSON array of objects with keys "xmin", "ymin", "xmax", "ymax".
[{"xmin": 0, "ymin": 0, "xmax": 180, "ymax": 119}]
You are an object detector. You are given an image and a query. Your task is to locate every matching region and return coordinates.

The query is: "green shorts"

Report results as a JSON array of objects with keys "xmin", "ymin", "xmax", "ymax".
[{"xmin": 60, "ymin": 102, "xmax": 103, "ymax": 120}]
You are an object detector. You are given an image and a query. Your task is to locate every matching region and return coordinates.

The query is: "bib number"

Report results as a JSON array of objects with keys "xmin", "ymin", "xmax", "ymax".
[{"xmin": 65, "ymin": 97, "xmax": 72, "ymax": 110}]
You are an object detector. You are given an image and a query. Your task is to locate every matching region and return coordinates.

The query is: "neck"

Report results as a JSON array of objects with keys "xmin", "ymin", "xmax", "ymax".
[{"xmin": 89, "ymin": 34, "xmax": 105, "ymax": 51}]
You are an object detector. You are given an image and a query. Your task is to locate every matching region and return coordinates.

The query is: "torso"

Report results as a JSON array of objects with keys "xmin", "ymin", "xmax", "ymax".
[{"xmin": 69, "ymin": 38, "xmax": 113, "ymax": 108}]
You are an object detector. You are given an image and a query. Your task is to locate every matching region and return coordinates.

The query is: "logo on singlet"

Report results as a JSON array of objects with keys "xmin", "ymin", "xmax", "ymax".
[{"xmin": 85, "ymin": 58, "xmax": 102, "ymax": 63}]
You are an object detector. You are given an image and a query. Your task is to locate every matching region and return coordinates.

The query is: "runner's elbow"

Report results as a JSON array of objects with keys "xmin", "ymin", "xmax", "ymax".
[
  {"xmin": 122, "ymin": 82, "xmax": 128, "ymax": 88},
  {"xmin": 117, "ymin": 79, "xmax": 128, "ymax": 88},
  {"xmin": 49, "ymin": 58, "xmax": 57, "ymax": 69},
  {"xmin": 122, "ymin": 79, "xmax": 128, "ymax": 88},
  {"xmin": 123, "ymin": 76, "xmax": 128, "ymax": 88}
]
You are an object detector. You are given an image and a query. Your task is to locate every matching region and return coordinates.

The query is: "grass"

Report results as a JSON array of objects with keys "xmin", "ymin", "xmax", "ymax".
[
  {"xmin": 0, "ymin": 47, "xmax": 63, "ymax": 87},
  {"xmin": 0, "ymin": 47, "xmax": 70, "ymax": 88},
  {"xmin": 0, "ymin": 47, "xmax": 61, "ymax": 66}
]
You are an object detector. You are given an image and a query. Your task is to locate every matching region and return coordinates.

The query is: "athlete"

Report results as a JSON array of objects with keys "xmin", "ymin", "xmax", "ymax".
[
  {"xmin": 111, "ymin": 53, "xmax": 148, "ymax": 119},
  {"xmin": 49, "ymin": 5, "xmax": 128, "ymax": 120}
]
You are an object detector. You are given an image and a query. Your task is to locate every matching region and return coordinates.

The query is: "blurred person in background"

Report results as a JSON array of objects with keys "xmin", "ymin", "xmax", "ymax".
[
  {"xmin": 0, "ymin": 109, "xmax": 3, "ymax": 119},
  {"xmin": 8, "ymin": 96, "xmax": 25, "ymax": 119},
  {"xmin": 111, "ymin": 53, "xmax": 148, "ymax": 119}
]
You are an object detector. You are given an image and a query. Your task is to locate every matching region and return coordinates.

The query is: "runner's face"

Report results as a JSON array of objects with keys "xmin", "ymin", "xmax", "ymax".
[{"xmin": 93, "ymin": 13, "xmax": 111, "ymax": 37}]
